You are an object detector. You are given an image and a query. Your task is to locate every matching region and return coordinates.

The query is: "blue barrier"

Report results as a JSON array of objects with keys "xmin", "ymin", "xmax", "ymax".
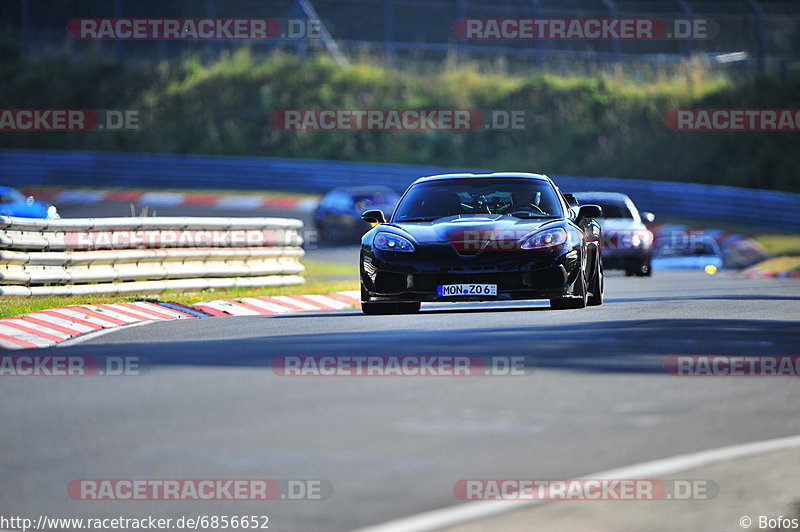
[{"xmin": 2, "ymin": 148, "xmax": 799, "ymax": 230}]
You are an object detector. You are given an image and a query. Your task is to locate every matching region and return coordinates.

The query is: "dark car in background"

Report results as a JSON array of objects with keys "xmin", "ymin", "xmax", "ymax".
[
  {"xmin": 314, "ymin": 186, "xmax": 401, "ymax": 245},
  {"xmin": 0, "ymin": 186, "xmax": 59, "ymax": 219},
  {"xmin": 572, "ymin": 192, "xmax": 654, "ymax": 277},
  {"xmin": 360, "ymin": 173, "xmax": 603, "ymax": 314}
]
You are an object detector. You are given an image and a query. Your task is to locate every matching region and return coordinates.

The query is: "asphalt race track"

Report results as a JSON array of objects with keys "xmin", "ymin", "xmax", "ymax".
[{"xmin": 2, "ymin": 271, "xmax": 799, "ymax": 531}]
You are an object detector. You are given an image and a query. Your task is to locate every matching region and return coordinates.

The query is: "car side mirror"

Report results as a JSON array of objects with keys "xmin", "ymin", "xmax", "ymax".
[
  {"xmin": 361, "ymin": 209, "xmax": 386, "ymax": 225},
  {"xmin": 641, "ymin": 211, "xmax": 655, "ymax": 223},
  {"xmin": 575, "ymin": 204, "xmax": 602, "ymax": 224}
]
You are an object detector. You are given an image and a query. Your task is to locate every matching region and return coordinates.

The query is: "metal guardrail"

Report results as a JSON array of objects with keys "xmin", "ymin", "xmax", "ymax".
[
  {"xmin": 2, "ymin": 148, "xmax": 799, "ymax": 231},
  {"xmin": 0, "ymin": 148, "xmax": 465, "ymax": 193},
  {"xmin": 551, "ymin": 176, "xmax": 800, "ymax": 232},
  {"xmin": 0, "ymin": 215, "xmax": 305, "ymax": 296}
]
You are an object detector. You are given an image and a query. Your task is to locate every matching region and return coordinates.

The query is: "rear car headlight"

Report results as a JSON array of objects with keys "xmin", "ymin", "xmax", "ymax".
[
  {"xmin": 374, "ymin": 232, "xmax": 415, "ymax": 252},
  {"xmin": 520, "ymin": 228, "xmax": 567, "ymax": 250},
  {"xmin": 642, "ymin": 229, "xmax": 654, "ymax": 248},
  {"xmin": 626, "ymin": 230, "xmax": 653, "ymax": 248}
]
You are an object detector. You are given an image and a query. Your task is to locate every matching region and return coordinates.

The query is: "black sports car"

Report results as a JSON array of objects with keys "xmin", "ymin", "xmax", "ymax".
[{"xmin": 359, "ymin": 173, "xmax": 604, "ymax": 314}]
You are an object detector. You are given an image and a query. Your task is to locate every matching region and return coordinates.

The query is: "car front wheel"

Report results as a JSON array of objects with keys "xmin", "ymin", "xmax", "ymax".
[
  {"xmin": 550, "ymin": 269, "xmax": 588, "ymax": 310},
  {"xmin": 636, "ymin": 256, "xmax": 653, "ymax": 277},
  {"xmin": 587, "ymin": 257, "xmax": 603, "ymax": 306}
]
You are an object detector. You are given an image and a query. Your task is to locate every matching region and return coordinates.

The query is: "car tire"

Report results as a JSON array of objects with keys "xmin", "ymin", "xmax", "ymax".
[
  {"xmin": 362, "ymin": 302, "xmax": 390, "ymax": 315},
  {"xmin": 361, "ymin": 284, "xmax": 377, "ymax": 314},
  {"xmin": 635, "ymin": 257, "xmax": 653, "ymax": 277},
  {"xmin": 361, "ymin": 285, "xmax": 421, "ymax": 315},
  {"xmin": 550, "ymin": 269, "xmax": 588, "ymax": 310},
  {"xmin": 587, "ymin": 256, "xmax": 603, "ymax": 306}
]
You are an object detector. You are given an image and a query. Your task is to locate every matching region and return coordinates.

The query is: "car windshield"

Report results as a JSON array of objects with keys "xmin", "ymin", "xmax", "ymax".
[
  {"xmin": 0, "ymin": 189, "xmax": 26, "ymax": 204},
  {"xmin": 591, "ymin": 201, "xmax": 634, "ymax": 219},
  {"xmin": 655, "ymin": 237, "xmax": 718, "ymax": 257},
  {"xmin": 392, "ymin": 178, "xmax": 563, "ymax": 222},
  {"xmin": 352, "ymin": 192, "xmax": 397, "ymax": 210}
]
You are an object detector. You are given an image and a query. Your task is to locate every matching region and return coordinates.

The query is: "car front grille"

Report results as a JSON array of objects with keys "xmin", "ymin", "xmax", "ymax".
[
  {"xmin": 409, "ymin": 267, "xmax": 566, "ymax": 292},
  {"xmin": 374, "ymin": 271, "xmax": 408, "ymax": 293}
]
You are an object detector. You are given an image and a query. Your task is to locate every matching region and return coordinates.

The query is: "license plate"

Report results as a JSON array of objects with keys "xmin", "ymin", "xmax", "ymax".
[{"xmin": 436, "ymin": 284, "xmax": 497, "ymax": 297}]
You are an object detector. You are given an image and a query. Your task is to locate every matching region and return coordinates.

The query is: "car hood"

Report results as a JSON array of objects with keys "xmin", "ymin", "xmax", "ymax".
[{"xmin": 387, "ymin": 215, "xmax": 556, "ymax": 243}]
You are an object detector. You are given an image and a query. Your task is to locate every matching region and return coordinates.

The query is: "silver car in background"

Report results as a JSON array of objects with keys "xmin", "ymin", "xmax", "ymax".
[{"xmin": 572, "ymin": 192, "xmax": 655, "ymax": 277}]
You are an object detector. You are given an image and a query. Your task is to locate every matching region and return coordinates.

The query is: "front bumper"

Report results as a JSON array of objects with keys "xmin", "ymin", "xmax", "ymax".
[{"xmin": 361, "ymin": 244, "xmax": 582, "ymax": 302}]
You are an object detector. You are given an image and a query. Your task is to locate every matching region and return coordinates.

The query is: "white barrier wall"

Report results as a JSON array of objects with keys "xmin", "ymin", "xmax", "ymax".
[{"xmin": 0, "ymin": 216, "xmax": 305, "ymax": 296}]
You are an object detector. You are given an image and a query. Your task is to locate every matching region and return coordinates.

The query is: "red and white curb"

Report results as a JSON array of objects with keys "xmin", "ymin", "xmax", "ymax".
[
  {"xmin": 194, "ymin": 292, "xmax": 360, "ymax": 316},
  {"xmin": 740, "ymin": 266, "xmax": 800, "ymax": 279},
  {"xmin": 21, "ymin": 188, "xmax": 319, "ymax": 213},
  {"xmin": 0, "ymin": 291, "xmax": 361, "ymax": 350}
]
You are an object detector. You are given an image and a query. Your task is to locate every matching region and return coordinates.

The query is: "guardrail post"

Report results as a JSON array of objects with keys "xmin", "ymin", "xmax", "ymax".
[
  {"xmin": 670, "ymin": 0, "xmax": 694, "ymax": 57},
  {"xmin": 529, "ymin": 0, "xmax": 545, "ymax": 69},
  {"xmin": 113, "ymin": 0, "xmax": 123, "ymax": 64},
  {"xmin": 745, "ymin": 0, "xmax": 766, "ymax": 74},
  {"xmin": 298, "ymin": 0, "xmax": 348, "ymax": 67},
  {"xmin": 21, "ymin": 0, "xmax": 30, "ymax": 59},
  {"xmin": 384, "ymin": 0, "xmax": 395, "ymax": 67},
  {"xmin": 456, "ymin": 0, "xmax": 467, "ymax": 59},
  {"xmin": 598, "ymin": 0, "xmax": 620, "ymax": 62},
  {"xmin": 205, "ymin": 0, "xmax": 216, "ymax": 63}
]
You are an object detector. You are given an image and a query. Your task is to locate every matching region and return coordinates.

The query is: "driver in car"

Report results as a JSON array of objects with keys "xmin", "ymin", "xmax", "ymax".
[{"xmin": 512, "ymin": 190, "xmax": 543, "ymax": 213}]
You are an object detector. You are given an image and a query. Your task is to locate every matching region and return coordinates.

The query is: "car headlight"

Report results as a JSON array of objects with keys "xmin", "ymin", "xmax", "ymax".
[
  {"xmin": 628, "ymin": 230, "xmax": 653, "ymax": 248},
  {"xmin": 642, "ymin": 229, "xmax": 654, "ymax": 247},
  {"xmin": 520, "ymin": 228, "xmax": 567, "ymax": 250},
  {"xmin": 46, "ymin": 205, "xmax": 60, "ymax": 219},
  {"xmin": 374, "ymin": 232, "xmax": 415, "ymax": 252}
]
